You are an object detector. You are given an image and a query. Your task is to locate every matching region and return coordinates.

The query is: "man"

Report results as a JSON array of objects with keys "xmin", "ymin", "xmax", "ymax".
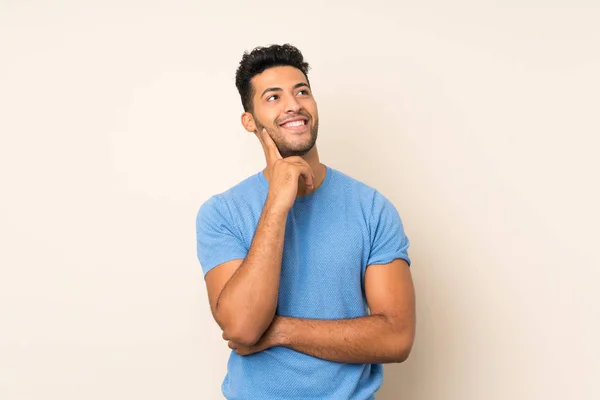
[{"xmin": 196, "ymin": 44, "xmax": 415, "ymax": 399}]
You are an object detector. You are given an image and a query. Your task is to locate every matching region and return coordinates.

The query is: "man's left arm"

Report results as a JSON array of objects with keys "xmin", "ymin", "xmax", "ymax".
[{"xmin": 225, "ymin": 258, "xmax": 416, "ymax": 364}]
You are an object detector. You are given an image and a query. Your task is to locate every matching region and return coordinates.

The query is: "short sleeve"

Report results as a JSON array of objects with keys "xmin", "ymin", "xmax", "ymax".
[
  {"xmin": 196, "ymin": 195, "xmax": 248, "ymax": 277},
  {"xmin": 367, "ymin": 191, "xmax": 411, "ymax": 267}
]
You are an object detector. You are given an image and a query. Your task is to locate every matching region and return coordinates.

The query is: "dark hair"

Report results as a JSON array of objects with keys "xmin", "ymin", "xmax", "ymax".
[{"xmin": 235, "ymin": 44, "xmax": 310, "ymax": 112}]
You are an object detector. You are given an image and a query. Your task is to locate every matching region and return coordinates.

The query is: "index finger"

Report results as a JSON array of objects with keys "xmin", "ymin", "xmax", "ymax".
[{"xmin": 260, "ymin": 128, "xmax": 283, "ymax": 162}]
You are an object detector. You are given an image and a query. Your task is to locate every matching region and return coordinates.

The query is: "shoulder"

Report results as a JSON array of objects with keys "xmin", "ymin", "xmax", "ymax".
[
  {"xmin": 198, "ymin": 170, "xmax": 264, "ymax": 208},
  {"xmin": 328, "ymin": 166, "xmax": 390, "ymax": 211},
  {"xmin": 196, "ymin": 171, "xmax": 264, "ymax": 222}
]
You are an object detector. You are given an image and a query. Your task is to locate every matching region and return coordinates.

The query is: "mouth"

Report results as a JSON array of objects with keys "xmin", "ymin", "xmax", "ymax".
[{"xmin": 279, "ymin": 117, "xmax": 309, "ymax": 131}]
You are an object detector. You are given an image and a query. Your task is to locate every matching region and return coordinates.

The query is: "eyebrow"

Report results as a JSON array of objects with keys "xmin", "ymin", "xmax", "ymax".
[{"xmin": 261, "ymin": 82, "xmax": 310, "ymax": 98}]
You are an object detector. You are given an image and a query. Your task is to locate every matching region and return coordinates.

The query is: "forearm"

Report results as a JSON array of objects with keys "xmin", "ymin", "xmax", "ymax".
[
  {"xmin": 216, "ymin": 199, "xmax": 288, "ymax": 344},
  {"xmin": 273, "ymin": 314, "xmax": 413, "ymax": 364}
]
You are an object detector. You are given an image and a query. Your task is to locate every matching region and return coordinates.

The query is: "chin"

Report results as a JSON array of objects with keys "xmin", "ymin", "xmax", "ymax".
[
  {"xmin": 273, "ymin": 127, "xmax": 318, "ymax": 158},
  {"xmin": 279, "ymin": 145, "xmax": 314, "ymax": 158}
]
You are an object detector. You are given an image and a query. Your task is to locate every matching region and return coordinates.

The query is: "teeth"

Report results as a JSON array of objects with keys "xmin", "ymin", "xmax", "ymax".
[{"xmin": 284, "ymin": 120, "xmax": 305, "ymax": 127}]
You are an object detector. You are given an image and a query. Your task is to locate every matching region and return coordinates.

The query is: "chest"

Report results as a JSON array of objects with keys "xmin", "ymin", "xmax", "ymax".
[{"xmin": 276, "ymin": 203, "xmax": 371, "ymax": 318}]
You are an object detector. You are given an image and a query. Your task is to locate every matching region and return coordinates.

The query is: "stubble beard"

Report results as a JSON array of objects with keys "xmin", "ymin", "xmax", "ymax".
[{"xmin": 256, "ymin": 117, "xmax": 319, "ymax": 158}]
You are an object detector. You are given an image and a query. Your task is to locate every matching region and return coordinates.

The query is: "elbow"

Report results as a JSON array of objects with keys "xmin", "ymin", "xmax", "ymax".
[
  {"xmin": 226, "ymin": 329, "xmax": 262, "ymax": 347},
  {"xmin": 220, "ymin": 319, "xmax": 266, "ymax": 347},
  {"xmin": 389, "ymin": 333, "xmax": 414, "ymax": 363},
  {"xmin": 214, "ymin": 302, "xmax": 275, "ymax": 347},
  {"xmin": 393, "ymin": 345, "xmax": 412, "ymax": 363}
]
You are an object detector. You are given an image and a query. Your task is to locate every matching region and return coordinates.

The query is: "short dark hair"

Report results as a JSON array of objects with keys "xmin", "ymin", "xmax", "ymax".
[{"xmin": 235, "ymin": 44, "xmax": 310, "ymax": 112}]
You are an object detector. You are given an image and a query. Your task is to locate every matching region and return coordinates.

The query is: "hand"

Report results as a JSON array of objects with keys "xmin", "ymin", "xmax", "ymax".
[
  {"xmin": 223, "ymin": 317, "xmax": 283, "ymax": 356},
  {"xmin": 258, "ymin": 129, "xmax": 315, "ymax": 213}
]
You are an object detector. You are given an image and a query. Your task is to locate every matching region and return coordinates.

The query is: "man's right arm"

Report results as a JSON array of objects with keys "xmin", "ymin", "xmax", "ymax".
[
  {"xmin": 200, "ymin": 129, "xmax": 314, "ymax": 347},
  {"xmin": 204, "ymin": 198, "xmax": 288, "ymax": 347}
]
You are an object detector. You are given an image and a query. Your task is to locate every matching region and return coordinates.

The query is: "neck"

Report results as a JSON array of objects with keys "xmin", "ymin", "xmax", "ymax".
[
  {"xmin": 264, "ymin": 146, "xmax": 326, "ymax": 197},
  {"xmin": 297, "ymin": 146, "xmax": 325, "ymax": 196}
]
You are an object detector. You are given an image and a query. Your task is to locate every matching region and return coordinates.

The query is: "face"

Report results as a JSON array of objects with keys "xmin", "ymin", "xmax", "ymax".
[{"xmin": 243, "ymin": 66, "xmax": 319, "ymax": 158}]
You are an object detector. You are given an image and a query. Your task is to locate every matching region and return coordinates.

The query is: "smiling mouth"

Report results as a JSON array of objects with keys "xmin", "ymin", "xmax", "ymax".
[
  {"xmin": 280, "ymin": 120, "xmax": 307, "ymax": 128},
  {"xmin": 279, "ymin": 116, "xmax": 309, "ymax": 130}
]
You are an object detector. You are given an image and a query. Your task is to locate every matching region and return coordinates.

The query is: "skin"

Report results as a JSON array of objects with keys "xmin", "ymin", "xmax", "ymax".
[
  {"xmin": 205, "ymin": 65, "xmax": 416, "ymax": 363},
  {"xmin": 241, "ymin": 65, "xmax": 326, "ymax": 193}
]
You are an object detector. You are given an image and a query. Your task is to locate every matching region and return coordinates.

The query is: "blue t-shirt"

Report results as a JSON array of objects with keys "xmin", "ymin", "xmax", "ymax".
[{"xmin": 196, "ymin": 165, "xmax": 411, "ymax": 400}]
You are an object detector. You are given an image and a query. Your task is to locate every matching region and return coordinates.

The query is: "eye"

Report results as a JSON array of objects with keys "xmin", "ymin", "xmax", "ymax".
[
  {"xmin": 267, "ymin": 94, "xmax": 279, "ymax": 102},
  {"xmin": 297, "ymin": 89, "xmax": 310, "ymax": 96}
]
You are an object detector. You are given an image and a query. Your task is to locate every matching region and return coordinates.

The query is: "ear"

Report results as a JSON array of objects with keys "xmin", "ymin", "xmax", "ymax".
[{"xmin": 241, "ymin": 112, "xmax": 257, "ymax": 133}]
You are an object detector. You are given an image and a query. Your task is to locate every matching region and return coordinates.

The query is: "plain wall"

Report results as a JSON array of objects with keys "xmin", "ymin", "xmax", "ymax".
[{"xmin": 1, "ymin": 1, "xmax": 599, "ymax": 399}]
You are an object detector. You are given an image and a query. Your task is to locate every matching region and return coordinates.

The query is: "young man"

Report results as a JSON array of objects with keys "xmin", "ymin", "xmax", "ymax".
[{"xmin": 196, "ymin": 44, "xmax": 415, "ymax": 399}]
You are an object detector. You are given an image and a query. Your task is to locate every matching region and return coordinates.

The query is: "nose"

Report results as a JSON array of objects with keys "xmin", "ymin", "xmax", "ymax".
[{"xmin": 284, "ymin": 94, "xmax": 302, "ymax": 113}]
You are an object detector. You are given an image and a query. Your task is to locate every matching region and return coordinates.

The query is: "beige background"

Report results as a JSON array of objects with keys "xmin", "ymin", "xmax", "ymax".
[{"xmin": 1, "ymin": 1, "xmax": 599, "ymax": 399}]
